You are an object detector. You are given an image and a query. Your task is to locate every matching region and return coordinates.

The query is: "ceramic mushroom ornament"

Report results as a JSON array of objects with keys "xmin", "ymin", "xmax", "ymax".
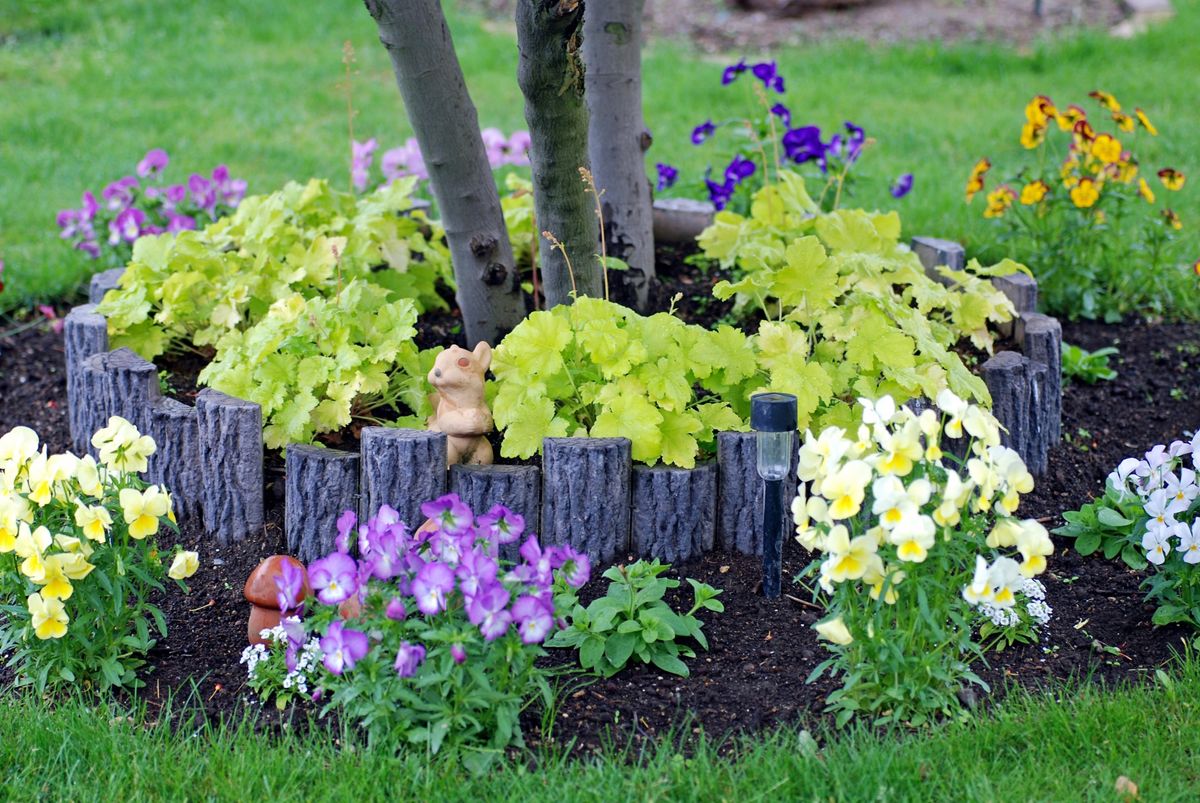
[
  {"xmin": 426, "ymin": 342, "xmax": 494, "ymax": 467},
  {"xmin": 244, "ymin": 555, "xmax": 309, "ymax": 645}
]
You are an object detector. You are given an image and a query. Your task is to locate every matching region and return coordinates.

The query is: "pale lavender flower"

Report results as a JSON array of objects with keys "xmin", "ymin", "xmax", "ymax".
[
  {"xmin": 385, "ymin": 597, "xmax": 408, "ymax": 621},
  {"xmin": 275, "ymin": 559, "xmax": 306, "ymax": 612},
  {"xmin": 412, "ymin": 561, "xmax": 454, "ymax": 615},
  {"xmin": 211, "ymin": 165, "xmax": 247, "ymax": 207},
  {"xmin": 351, "ymin": 138, "xmax": 378, "ymax": 192},
  {"xmin": 308, "ymin": 551, "xmax": 358, "ymax": 605},
  {"xmin": 102, "ymin": 176, "xmax": 138, "ymax": 211},
  {"xmin": 511, "ymin": 595, "xmax": 554, "ymax": 644},
  {"xmin": 394, "ymin": 641, "xmax": 426, "ymax": 678},
  {"xmin": 320, "ymin": 621, "xmax": 369, "ymax": 676},
  {"xmin": 476, "ymin": 504, "xmax": 525, "ymax": 546},
  {"xmin": 421, "ymin": 494, "xmax": 474, "ymax": 536},
  {"xmin": 136, "ymin": 148, "xmax": 169, "ymax": 178},
  {"xmin": 466, "ymin": 581, "xmax": 512, "ymax": 641}
]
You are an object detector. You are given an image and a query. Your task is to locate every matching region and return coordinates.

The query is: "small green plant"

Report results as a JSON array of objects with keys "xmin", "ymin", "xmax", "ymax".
[
  {"xmin": 156, "ymin": 370, "xmax": 176, "ymax": 397},
  {"xmin": 1061, "ymin": 342, "xmax": 1118, "ymax": 384},
  {"xmin": 547, "ymin": 560, "xmax": 723, "ymax": 678}
]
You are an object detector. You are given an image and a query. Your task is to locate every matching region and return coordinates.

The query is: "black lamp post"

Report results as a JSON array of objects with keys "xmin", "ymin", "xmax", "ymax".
[{"xmin": 751, "ymin": 392, "xmax": 797, "ymax": 599}]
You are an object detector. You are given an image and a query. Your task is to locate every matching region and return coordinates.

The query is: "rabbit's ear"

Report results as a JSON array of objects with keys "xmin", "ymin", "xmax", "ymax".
[{"xmin": 473, "ymin": 341, "xmax": 493, "ymax": 373}]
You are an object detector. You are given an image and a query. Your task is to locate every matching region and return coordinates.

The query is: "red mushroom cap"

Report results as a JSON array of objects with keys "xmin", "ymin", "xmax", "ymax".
[{"xmin": 244, "ymin": 555, "xmax": 310, "ymax": 608}]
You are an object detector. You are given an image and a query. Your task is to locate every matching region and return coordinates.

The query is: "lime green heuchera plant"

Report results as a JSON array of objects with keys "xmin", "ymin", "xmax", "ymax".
[{"xmin": 796, "ymin": 394, "xmax": 1053, "ymax": 726}]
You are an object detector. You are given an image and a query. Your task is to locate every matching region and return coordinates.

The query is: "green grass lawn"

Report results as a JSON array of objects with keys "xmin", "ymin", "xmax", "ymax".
[
  {"xmin": 2, "ymin": 0, "xmax": 1198, "ymax": 313},
  {"xmin": 2, "ymin": 657, "xmax": 1199, "ymax": 801}
]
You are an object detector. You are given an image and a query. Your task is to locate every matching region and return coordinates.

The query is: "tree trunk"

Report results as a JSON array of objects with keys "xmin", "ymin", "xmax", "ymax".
[
  {"xmin": 516, "ymin": 0, "xmax": 604, "ymax": 306},
  {"xmin": 583, "ymin": 1, "xmax": 655, "ymax": 311},
  {"xmin": 364, "ymin": 0, "xmax": 526, "ymax": 347}
]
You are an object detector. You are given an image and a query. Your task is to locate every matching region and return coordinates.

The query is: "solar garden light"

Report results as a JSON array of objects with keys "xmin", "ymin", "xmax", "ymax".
[{"xmin": 751, "ymin": 392, "xmax": 797, "ymax": 599}]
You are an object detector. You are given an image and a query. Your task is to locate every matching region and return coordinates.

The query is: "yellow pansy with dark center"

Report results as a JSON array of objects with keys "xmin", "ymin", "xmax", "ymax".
[
  {"xmin": 1162, "ymin": 208, "xmax": 1183, "ymax": 231},
  {"xmin": 1135, "ymin": 108, "xmax": 1158, "ymax": 136},
  {"xmin": 1088, "ymin": 89, "xmax": 1121, "ymax": 112},
  {"xmin": 1090, "ymin": 134, "xmax": 1122, "ymax": 164},
  {"xmin": 1111, "ymin": 111, "xmax": 1135, "ymax": 132},
  {"xmin": 1020, "ymin": 180, "xmax": 1049, "ymax": 205},
  {"xmin": 1070, "ymin": 178, "xmax": 1100, "ymax": 208},
  {"xmin": 1158, "ymin": 168, "xmax": 1185, "ymax": 191}
]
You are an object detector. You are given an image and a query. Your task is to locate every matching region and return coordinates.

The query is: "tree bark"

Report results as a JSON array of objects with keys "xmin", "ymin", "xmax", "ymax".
[
  {"xmin": 583, "ymin": 0, "xmax": 655, "ymax": 311},
  {"xmin": 516, "ymin": 0, "xmax": 604, "ymax": 306},
  {"xmin": 364, "ymin": 0, "xmax": 526, "ymax": 346}
]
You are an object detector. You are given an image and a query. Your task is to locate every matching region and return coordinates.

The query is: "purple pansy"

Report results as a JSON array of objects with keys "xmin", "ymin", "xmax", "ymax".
[
  {"xmin": 385, "ymin": 596, "xmax": 408, "ymax": 621},
  {"xmin": 450, "ymin": 643, "xmax": 467, "ymax": 665},
  {"xmin": 842, "ymin": 122, "xmax": 866, "ymax": 163},
  {"xmin": 394, "ymin": 641, "xmax": 427, "ymax": 678},
  {"xmin": 691, "ymin": 120, "xmax": 717, "ymax": 146},
  {"xmin": 782, "ymin": 125, "xmax": 825, "ymax": 166},
  {"xmin": 706, "ymin": 174, "xmax": 736, "ymax": 212},
  {"xmin": 412, "ymin": 561, "xmax": 455, "ymax": 615},
  {"xmin": 655, "ymin": 163, "xmax": 678, "ymax": 192},
  {"xmin": 109, "ymin": 208, "xmax": 146, "ymax": 244},
  {"xmin": 275, "ymin": 559, "xmax": 306, "ymax": 612},
  {"xmin": 281, "ymin": 615, "xmax": 306, "ymax": 672},
  {"xmin": 725, "ymin": 154, "xmax": 756, "ymax": 183},
  {"xmin": 751, "ymin": 61, "xmax": 785, "ymax": 94},
  {"xmin": 770, "ymin": 103, "xmax": 791, "ymax": 128},
  {"xmin": 421, "ymin": 494, "xmax": 474, "ymax": 536},
  {"xmin": 351, "ymin": 139, "xmax": 377, "ymax": 192},
  {"xmin": 136, "ymin": 149, "xmax": 169, "ymax": 178},
  {"xmin": 320, "ymin": 621, "xmax": 369, "ymax": 676},
  {"xmin": 457, "ymin": 550, "xmax": 498, "ymax": 600},
  {"xmin": 166, "ymin": 212, "xmax": 196, "ymax": 234},
  {"xmin": 308, "ymin": 551, "xmax": 358, "ymax": 605},
  {"xmin": 890, "ymin": 173, "xmax": 914, "ymax": 199},
  {"xmin": 81, "ymin": 191, "xmax": 98, "ymax": 220},
  {"xmin": 506, "ymin": 131, "xmax": 532, "ymax": 166},
  {"xmin": 335, "ymin": 510, "xmax": 357, "ymax": 553},
  {"xmin": 188, "ymin": 173, "xmax": 217, "ymax": 217},
  {"xmin": 102, "ymin": 176, "xmax": 138, "ymax": 211},
  {"xmin": 554, "ymin": 545, "xmax": 590, "ymax": 589},
  {"xmin": 211, "ymin": 165, "xmax": 247, "ymax": 207},
  {"xmin": 511, "ymin": 595, "xmax": 554, "ymax": 644},
  {"xmin": 721, "ymin": 59, "xmax": 747, "ymax": 85},
  {"xmin": 476, "ymin": 504, "xmax": 525, "ymax": 546},
  {"xmin": 466, "ymin": 581, "xmax": 512, "ymax": 641}
]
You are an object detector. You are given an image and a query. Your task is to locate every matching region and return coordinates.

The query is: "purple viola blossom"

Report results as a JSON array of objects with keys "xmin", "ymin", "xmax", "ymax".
[
  {"xmin": 476, "ymin": 504, "xmax": 525, "ymax": 546},
  {"xmin": 770, "ymin": 103, "xmax": 792, "ymax": 128},
  {"xmin": 457, "ymin": 550, "xmax": 498, "ymax": 600},
  {"xmin": 102, "ymin": 176, "xmax": 138, "ymax": 211},
  {"xmin": 281, "ymin": 615, "xmax": 306, "ymax": 672},
  {"xmin": 56, "ymin": 209, "xmax": 82, "ymax": 239},
  {"xmin": 188, "ymin": 173, "xmax": 217, "ymax": 217},
  {"xmin": 275, "ymin": 559, "xmax": 306, "ymax": 612},
  {"xmin": 381, "ymin": 146, "xmax": 411, "ymax": 181},
  {"xmin": 308, "ymin": 551, "xmax": 358, "ymax": 605},
  {"xmin": 136, "ymin": 148, "xmax": 169, "ymax": 178},
  {"xmin": 890, "ymin": 173, "xmax": 914, "ymax": 199},
  {"xmin": 320, "ymin": 620, "xmax": 369, "ymax": 676},
  {"xmin": 480, "ymin": 127, "xmax": 508, "ymax": 168},
  {"xmin": 691, "ymin": 120, "xmax": 717, "ymax": 146},
  {"xmin": 553, "ymin": 545, "xmax": 590, "ymax": 589},
  {"xmin": 843, "ymin": 122, "xmax": 866, "ymax": 163},
  {"xmin": 211, "ymin": 165, "xmax": 247, "ymax": 207},
  {"xmin": 511, "ymin": 595, "xmax": 554, "ymax": 644},
  {"xmin": 421, "ymin": 494, "xmax": 474, "ymax": 536},
  {"xmin": 412, "ymin": 561, "xmax": 455, "ymax": 615},
  {"xmin": 506, "ymin": 131, "xmax": 532, "ymax": 166},
  {"xmin": 335, "ymin": 510, "xmax": 357, "ymax": 553},
  {"xmin": 450, "ymin": 643, "xmax": 467, "ymax": 665},
  {"xmin": 516, "ymin": 535, "xmax": 556, "ymax": 586},
  {"xmin": 466, "ymin": 581, "xmax": 512, "ymax": 641},
  {"xmin": 705, "ymin": 175, "xmax": 736, "ymax": 212},
  {"xmin": 385, "ymin": 597, "xmax": 408, "ymax": 621},
  {"xmin": 394, "ymin": 641, "xmax": 427, "ymax": 678},
  {"xmin": 350, "ymin": 139, "xmax": 378, "ymax": 192},
  {"xmin": 724, "ymin": 154, "xmax": 756, "ymax": 183},
  {"xmin": 165, "ymin": 212, "xmax": 197, "ymax": 234},
  {"xmin": 721, "ymin": 59, "xmax": 747, "ymax": 85},
  {"xmin": 110, "ymin": 208, "xmax": 146, "ymax": 244},
  {"xmin": 655, "ymin": 163, "xmax": 678, "ymax": 192},
  {"xmin": 782, "ymin": 125, "xmax": 825, "ymax": 166},
  {"xmin": 77, "ymin": 239, "xmax": 100, "ymax": 258},
  {"xmin": 81, "ymin": 191, "xmax": 98, "ymax": 220},
  {"xmin": 751, "ymin": 61, "xmax": 785, "ymax": 94},
  {"xmin": 163, "ymin": 183, "xmax": 187, "ymax": 210}
]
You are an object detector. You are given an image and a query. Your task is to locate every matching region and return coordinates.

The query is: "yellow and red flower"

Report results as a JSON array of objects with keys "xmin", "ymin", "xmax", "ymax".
[
  {"xmin": 1091, "ymin": 134, "xmax": 1122, "ymax": 164},
  {"xmin": 984, "ymin": 186, "xmax": 1017, "ymax": 218},
  {"xmin": 1162, "ymin": 209, "xmax": 1182, "ymax": 230},
  {"xmin": 1135, "ymin": 108, "xmax": 1158, "ymax": 136},
  {"xmin": 1020, "ymin": 180, "xmax": 1049, "ymax": 205},
  {"xmin": 965, "ymin": 158, "xmax": 991, "ymax": 202},
  {"xmin": 1111, "ymin": 112, "xmax": 1135, "ymax": 132},
  {"xmin": 1056, "ymin": 104, "xmax": 1087, "ymax": 132},
  {"xmin": 1088, "ymin": 90, "xmax": 1121, "ymax": 112},
  {"xmin": 1025, "ymin": 95, "xmax": 1057, "ymax": 126},
  {"xmin": 1158, "ymin": 168, "xmax": 1185, "ymax": 191},
  {"xmin": 1072, "ymin": 119, "xmax": 1096, "ymax": 143},
  {"xmin": 1020, "ymin": 121, "xmax": 1046, "ymax": 150},
  {"xmin": 1070, "ymin": 177, "xmax": 1101, "ymax": 208}
]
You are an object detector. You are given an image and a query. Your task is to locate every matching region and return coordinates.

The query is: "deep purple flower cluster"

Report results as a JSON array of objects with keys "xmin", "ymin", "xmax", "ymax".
[
  {"xmin": 721, "ymin": 59, "xmax": 785, "ymax": 94},
  {"xmin": 55, "ymin": 149, "xmax": 246, "ymax": 262},
  {"xmin": 781, "ymin": 120, "xmax": 867, "ymax": 173},
  {"xmin": 302, "ymin": 494, "xmax": 589, "ymax": 679},
  {"xmin": 705, "ymin": 154, "xmax": 757, "ymax": 211},
  {"xmin": 353, "ymin": 129, "xmax": 532, "ymax": 192},
  {"xmin": 656, "ymin": 162, "xmax": 678, "ymax": 191}
]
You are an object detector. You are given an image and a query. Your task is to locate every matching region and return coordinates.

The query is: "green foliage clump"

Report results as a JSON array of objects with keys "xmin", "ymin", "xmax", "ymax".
[
  {"xmin": 98, "ymin": 178, "xmax": 450, "ymax": 448},
  {"xmin": 548, "ymin": 560, "xmax": 723, "ymax": 678},
  {"xmin": 699, "ymin": 171, "xmax": 1022, "ymax": 432},
  {"xmin": 1061, "ymin": 342, "xmax": 1118, "ymax": 385}
]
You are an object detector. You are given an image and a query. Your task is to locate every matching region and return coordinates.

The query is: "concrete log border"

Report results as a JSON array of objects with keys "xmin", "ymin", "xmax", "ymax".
[{"xmin": 63, "ymin": 240, "xmax": 1061, "ymax": 562}]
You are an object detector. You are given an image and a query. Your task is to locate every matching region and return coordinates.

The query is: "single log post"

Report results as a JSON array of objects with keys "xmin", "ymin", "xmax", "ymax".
[
  {"xmin": 286, "ymin": 445, "xmax": 360, "ymax": 563},
  {"xmin": 540, "ymin": 437, "xmax": 630, "ymax": 563},
  {"xmin": 630, "ymin": 463, "xmax": 716, "ymax": 563},
  {"xmin": 63, "ymin": 305, "xmax": 109, "ymax": 451},
  {"xmin": 359, "ymin": 428, "xmax": 447, "ymax": 529},
  {"xmin": 196, "ymin": 389, "xmax": 263, "ymax": 544},
  {"xmin": 450, "ymin": 463, "xmax": 541, "ymax": 561},
  {"xmin": 146, "ymin": 397, "xmax": 203, "ymax": 521},
  {"xmin": 716, "ymin": 431, "xmax": 797, "ymax": 556}
]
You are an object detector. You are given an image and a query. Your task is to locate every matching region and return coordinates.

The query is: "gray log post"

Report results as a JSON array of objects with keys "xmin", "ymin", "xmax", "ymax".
[
  {"xmin": 911, "ymin": 236, "xmax": 965, "ymax": 288},
  {"xmin": 981, "ymin": 351, "xmax": 1050, "ymax": 474},
  {"xmin": 541, "ymin": 437, "xmax": 631, "ymax": 563},
  {"xmin": 363, "ymin": 0, "xmax": 526, "ymax": 346},
  {"xmin": 516, "ymin": 0, "xmax": 604, "ymax": 305},
  {"xmin": 196, "ymin": 389, "xmax": 263, "ymax": 544},
  {"xmin": 100, "ymin": 348, "xmax": 160, "ymax": 437},
  {"xmin": 77, "ymin": 354, "xmax": 111, "ymax": 457},
  {"xmin": 992, "ymin": 272, "xmax": 1039, "ymax": 338},
  {"xmin": 450, "ymin": 463, "xmax": 542, "ymax": 561},
  {"xmin": 631, "ymin": 462, "xmax": 716, "ymax": 563},
  {"xmin": 583, "ymin": 0, "xmax": 655, "ymax": 310},
  {"xmin": 359, "ymin": 428, "xmax": 447, "ymax": 529},
  {"xmin": 89, "ymin": 268, "xmax": 126, "ymax": 304},
  {"xmin": 1017, "ymin": 312, "xmax": 1062, "ymax": 444},
  {"xmin": 716, "ymin": 430, "xmax": 798, "ymax": 555},
  {"xmin": 64, "ymin": 305, "xmax": 109, "ymax": 451},
  {"xmin": 286, "ymin": 445, "xmax": 360, "ymax": 563},
  {"xmin": 146, "ymin": 397, "xmax": 202, "ymax": 521},
  {"xmin": 1024, "ymin": 358, "xmax": 1050, "ymax": 475}
]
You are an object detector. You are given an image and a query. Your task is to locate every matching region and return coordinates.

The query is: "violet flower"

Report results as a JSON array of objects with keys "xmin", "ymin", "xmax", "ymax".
[
  {"xmin": 136, "ymin": 148, "xmax": 169, "ymax": 178},
  {"xmin": 456, "ymin": 550, "xmax": 498, "ymax": 599},
  {"xmin": 706, "ymin": 174, "xmax": 736, "ymax": 212},
  {"xmin": 412, "ymin": 561, "xmax": 454, "ymax": 615},
  {"xmin": 274, "ymin": 559, "xmax": 306, "ymax": 612},
  {"xmin": 188, "ymin": 174, "xmax": 217, "ymax": 217},
  {"xmin": 102, "ymin": 177, "xmax": 138, "ymax": 211},
  {"xmin": 308, "ymin": 551, "xmax": 358, "ymax": 605},
  {"xmin": 351, "ymin": 139, "xmax": 378, "ymax": 192},
  {"xmin": 890, "ymin": 173, "xmax": 914, "ymax": 199},
  {"xmin": 385, "ymin": 597, "xmax": 408, "ymax": 621},
  {"xmin": 466, "ymin": 581, "xmax": 512, "ymax": 641},
  {"xmin": 476, "ymin": 504, "xmax": 525, "ymax": 546},
  {"xmin": 320, "ymin": 620, "xmax": 369, "ymax": 676},
  {"xmin": 842, "ymin": 122, "xmax": 866, "ymax": 163},
  {"xmin": 655, "ymin": 163, "xmax": 678, "ymax": 192},
  {"xmin": 782, "ymin": 126, "xmax": 825, "ymax": 166},
  {"xmin": 109, "ymin": 208, "xmax": 146, "ymax": 244},
  {"xmin": 281, "ymin": 615, "xmax": 306, "ymax": 672},
  {"xmin": 721, "ymin": 59, "xmax": 747, "ymax": 85},
  {"xmin": 211, "ymin": 165, "xmax": 247, "ymax": 207},
  {"xmin": 554, "ymin": 545, "xmax": 590, "ymax": 589},
  {"xmin": 725, "ymin": 154, "xmax": 756, "ymax": 183},
  {"xmin": 81, "ymin": 191, "xmax": 98, "ymax": 221},
  {"xmin": 56, "ymin": 209, "xmax": 82, "ymax": 239},
  {"xmin": 38, "ymin": 306, "xmax": 63, "ymax": 334},
  {"xmin": 511, "ymin": 595, "xmax": 554, "ymax": 644},
  {"xmin": 770, "ymin": 103, "xmax": 791, "ymax": 128},
  {"xmin": 751, "ymin": 61, "xmax": 785, "ymax": 94},
  {"xmin": 481, "ymin": 127, "xmax": 508, "ymax": 168},
  {"xmin": 421, "ymin": 494, "xmax": 473, "ymax": 536},
  {"xmin": 450, "ymin": 643, "xmax": 467, "ymax": 665},
  {"xmin": 691, "ymin": 120, "xmax": 716, "ymax": 146},
  {"xmin": 394, "ymin": 641, "xmax": 426, "ymax": 678},
  {"xmin": 335, "ymin": 510, "xmax": 357, "ymax": 553},
  {"xmin": 506, "ymin": 131, "xmax": 532, "ymax": 166},
  {"xmin": 165, "ymin": 212, "xmax": 197, "ymax": 234}
]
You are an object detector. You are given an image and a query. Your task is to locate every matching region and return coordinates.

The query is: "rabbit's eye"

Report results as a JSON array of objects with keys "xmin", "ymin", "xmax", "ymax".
[{"xmin": 458, "ymin": 358, "xmax": 470, "ymax": 367}]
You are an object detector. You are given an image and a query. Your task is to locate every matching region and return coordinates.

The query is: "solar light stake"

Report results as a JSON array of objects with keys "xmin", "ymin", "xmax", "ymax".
[{"xmin": 751, "ymin": 392, "xmax": 797, "ymax": 599}]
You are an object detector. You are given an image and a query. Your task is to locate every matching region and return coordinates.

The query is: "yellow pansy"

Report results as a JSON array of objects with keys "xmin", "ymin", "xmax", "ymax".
[
  {"xmin": 1139, "ymin": 178, "xmax": 1156, "ymax": 204},
  {"xmin": 24, "ymin": 453, "xmax": 54, "ymax": 507},
  {"xmin": 92, "ymin": 416, "xmax": 157, "ymax": 475},
  {"xmin": 965, "ymin": 158, "xmax": 991, "ymax": 202},
  {"xmin": 1162, "ymin": 209, "xmax": 1182, "ymax": 231},
  {"xmin": 1020, "ymin": 180, "xmax": 1049, "ymax": 205},
  {"xmin": 1158, "ymin": 168, "xmax": 1185, "ymax": 191},
  {"xmin": 865, "ymin": 566, "xmax": 906, "ymax": 605},
  {"xmin": 1090, "ymin": 134, "xmax": 1122, "ymax": 165},
  {"xmin": 36, "ymin": 556, "xmax": 74, "ymax": 600},
  {"xmin": 1135, "ymin": 108, "xmax": 1158, "ymax": 136},
  {"xmin": 814, "ymin": 616, "xmax": 853, "ymax": 646},
  {"xmin": 74, "ymin": 503, "xmax": 112, "ymax": 542},
  {"xmin": 962, "ymin": 556, "xmax": 993, "ymax": 606},
  {"xmin": 1020, "ymin": 121, "xmax": 1046, "ymax": 150},
  {"xmin": 54, "ymin": 533, "xmax": 94, "ymax": 560},
  {"xmin": 820, "ymin": 525, "xmax": 878, "ymax": 583},
  {"xmin": 984, "ymin": 186, "xmax": 1016, "ymax": 218},
  {"xmin": 822, "ymin": 461, "xmax": 873, "ymax": 520},
  {"xmin": 14, "ymin": 523, "xmax": 52, "ymax": 581},
  {"xmin": 168, "ymin": 550, "xmax": 199, "ymax": 580},
  {"xmin": 0, "ymin": 493, "xmax": 31, "ymax": 552},
  {"xmin": 890, "ymin": 518, "xmax": 937, "ymax": 563},
  {"xmin": 1070, "ymin": 178, "xmax": 1100, "ymax": 208},
  {"xmin": 1055, "ymin": 104, "xmax": 1087, "ymax": 132},
  {"xmin": 1111, "ymin": 111, "xmax": 1135, "ymax": 132},
  {"xmin": 27, "ymin": 592, "xmax": 68, "ymax": 640},
  {"xmin": 1015, "ymin": 520, "xmax": 1053, "ymax": 577},
  {"xmin": 1088, "ymin": 89, "xmax": 1121, "ymax": 112},
  {"xmin": 74, "ymin": 455, "xmax": 104, "ymax": 498},
  {"xmin": 119, "ymin": 485, "xmax": 171, "ymax": 539},
  {"xmin": 0, "ymin": 426, "xmax": 39, "ymax": 465}
]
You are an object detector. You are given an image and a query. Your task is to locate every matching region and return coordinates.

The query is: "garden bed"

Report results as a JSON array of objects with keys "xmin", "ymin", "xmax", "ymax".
[{"xmin": 3, "ymin": 305, "xmax": 1198, "ymax": 753}]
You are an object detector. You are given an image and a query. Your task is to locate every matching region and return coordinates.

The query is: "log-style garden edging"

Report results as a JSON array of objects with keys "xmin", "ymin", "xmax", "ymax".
[{"xmin": 67, "ymin": 238, "xmax": 1060, "ymax": 565}]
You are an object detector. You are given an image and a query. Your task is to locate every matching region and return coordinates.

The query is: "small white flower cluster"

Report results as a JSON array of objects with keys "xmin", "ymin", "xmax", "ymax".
[
  {"xmin": 239, "ymin": 642, "xmax": 269, "ymax": 676},
  {"xmin": 1107, "ymin": 435, "xmax": 1200, "ymax": 565},
  {"xmin": 978, "ymin": 602, "xmax": 1021, "ymax": 628},
  {"xmin": 239, "ymin": 621, "xmax": 323, "ymax": 698},
  {"xmin": 978, "ymin": 578, "xmax": 1052, "ymax": 630}
]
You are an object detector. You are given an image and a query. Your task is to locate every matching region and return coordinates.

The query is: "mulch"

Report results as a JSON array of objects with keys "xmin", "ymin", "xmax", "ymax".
[{"xmin": 1, "ymin": 258, "xmax": 1198, "ymax": 753}]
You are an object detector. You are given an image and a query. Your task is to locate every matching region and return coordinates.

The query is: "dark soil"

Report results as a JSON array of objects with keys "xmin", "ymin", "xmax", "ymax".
[{"xmin": 2, "ymin": 288, "xmax": 1198, "ymax": 752}]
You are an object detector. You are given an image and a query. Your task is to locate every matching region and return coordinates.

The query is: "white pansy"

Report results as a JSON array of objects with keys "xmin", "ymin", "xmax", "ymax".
[{"xmin": 1142, "ymin": 529, "xmax": 1172, "ymax": 565}]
